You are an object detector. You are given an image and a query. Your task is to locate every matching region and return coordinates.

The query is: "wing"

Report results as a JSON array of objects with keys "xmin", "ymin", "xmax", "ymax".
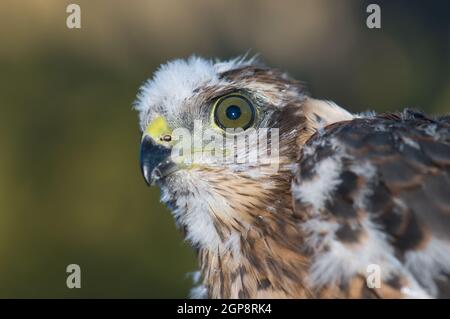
[{"xmin": 292, "ymin": 110, "xmax": 450, "ymax": 298}]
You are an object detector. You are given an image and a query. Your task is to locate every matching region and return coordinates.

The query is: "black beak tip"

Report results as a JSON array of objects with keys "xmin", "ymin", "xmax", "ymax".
[
  {"xmin": 141, "ymin": 165, "xmax": 152, "ymax": 186},
  {"xmin": 140, "ymin": 135, "xmax": 172, "ymax": 187}
]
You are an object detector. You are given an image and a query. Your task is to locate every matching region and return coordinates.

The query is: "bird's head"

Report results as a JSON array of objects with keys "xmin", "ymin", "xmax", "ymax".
[{"xmin": 134, "ymin": 56, "xmax": 352, "ymax": 251}]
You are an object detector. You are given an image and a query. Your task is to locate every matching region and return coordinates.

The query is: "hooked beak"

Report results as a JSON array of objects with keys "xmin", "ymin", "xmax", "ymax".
[{"xmin": 140, "ymin": 135, "xmax": 178, "ymax": 186}]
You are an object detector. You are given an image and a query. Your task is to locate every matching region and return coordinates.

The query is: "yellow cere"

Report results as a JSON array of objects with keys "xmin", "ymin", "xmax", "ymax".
[{"xmin": 144, "ymin": 116, "xmax": 172, "ymax": 142}]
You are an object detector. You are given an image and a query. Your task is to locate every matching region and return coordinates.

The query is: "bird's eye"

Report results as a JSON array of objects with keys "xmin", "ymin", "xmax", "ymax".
[{"xmin": 213, "ymin": 94, "xmax": 256, "ymax": 130}]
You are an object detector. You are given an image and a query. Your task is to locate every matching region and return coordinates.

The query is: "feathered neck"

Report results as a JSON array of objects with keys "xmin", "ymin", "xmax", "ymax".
[{"xmin": 196, "ymin": 177, "xmax": 314, "ymax": 298}]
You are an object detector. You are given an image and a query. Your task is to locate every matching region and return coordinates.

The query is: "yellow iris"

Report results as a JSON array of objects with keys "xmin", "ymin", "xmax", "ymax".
[{"xmin": 212, "ymin": 93, "xmax": 256, "ymax": 130}]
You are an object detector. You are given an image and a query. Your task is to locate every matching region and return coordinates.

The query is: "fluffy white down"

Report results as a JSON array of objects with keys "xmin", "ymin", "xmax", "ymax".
[
  {"xmin": 134, "ymin": 55, "xmax": 257, "ymax": 130},
  {"xmin": 295, "ymin": 139, "xmax": 432, "ymax": 298},
  {"xmin": 404, "ymin": 238, "xmax": 450, "ymax": 297},
  {"xmin": 292, "ymin": 156, "xmax": 343, "ymax": 212},
  {"xmin": 292, "ymin": 137, "xmax": 347, "ymax": 213},
  {"xmin": 160, "ymin": 170, "xmax": 245, "ymax": 256}
]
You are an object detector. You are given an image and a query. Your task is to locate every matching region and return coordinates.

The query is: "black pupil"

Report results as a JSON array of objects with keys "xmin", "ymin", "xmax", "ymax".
[{"xmin": 226, "ymin": 105, "xmax": 241, "ymax": 120}]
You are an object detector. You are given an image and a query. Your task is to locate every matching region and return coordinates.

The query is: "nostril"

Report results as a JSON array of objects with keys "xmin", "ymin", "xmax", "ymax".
[{"xmin": 161, "ymin": 134, "xmax": 172, "ymax": 142}]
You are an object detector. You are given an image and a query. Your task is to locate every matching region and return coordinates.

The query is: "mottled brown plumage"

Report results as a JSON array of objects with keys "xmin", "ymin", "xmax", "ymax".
[{"xmin": 294, "ymin": 111, "xmax": 450, "ymax": 298}]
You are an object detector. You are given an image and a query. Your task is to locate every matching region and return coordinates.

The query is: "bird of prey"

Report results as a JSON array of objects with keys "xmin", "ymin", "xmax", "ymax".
[{"xmin": 134, "ymin": 56, "xmax": 450, "ymax": 299}]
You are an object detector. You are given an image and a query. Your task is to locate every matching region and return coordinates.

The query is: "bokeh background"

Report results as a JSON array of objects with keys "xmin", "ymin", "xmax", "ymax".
[{"xmin": 0, "ymin": 0, "xmax": 448, "ymax": 298}]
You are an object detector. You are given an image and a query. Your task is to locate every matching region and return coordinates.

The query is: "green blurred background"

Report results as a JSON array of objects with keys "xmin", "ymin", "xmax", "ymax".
[{"xmin": 0, "ymin": 0, "xmax": 448, "ymax": 298}]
